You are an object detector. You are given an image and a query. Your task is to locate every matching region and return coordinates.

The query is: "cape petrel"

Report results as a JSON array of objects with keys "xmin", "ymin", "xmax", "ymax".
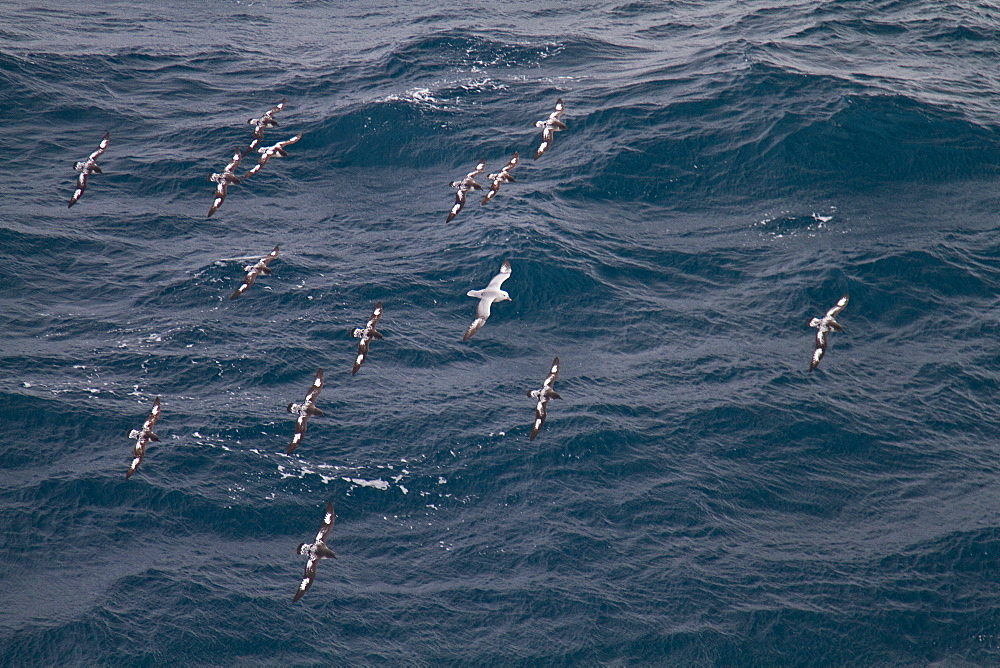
[
  {"xmin": 350, "ymin": 301, "xmax": 384, "ymax": 375},
  {"xmin": 247, "ymin": 98, "xmax": 286, "ymax": 152},
  {"xmin": 527, "ymin": 357, "xmax": 561, "ymax": 440},
  {"xmin": 808, "ymin": 294, "xmax": 849, "ymax": 371},
  {"xmin": 207, "ymin": 148, "xmax": 243, "ymax": 217},
  {"xmin": 287, "ymin": 368, "xmax": 324, "ymax": 455},
  {"xmin": 293, "ymin": 501, "xmax": 337, "ymax": 602},
  {"xmin": 481, "ymin": 152, "xmax": 519, "ymax": 205},
  {"xmin": 533, "ymin": 98, "xmax": 566, "ymax": 159},
  {"xmin": 463, "ymin": 260, "xmax": 512, "ymax": 341},
  {"xmin": 230, "ymin": 245, "xmax": 279, "ymax": 299},
  {"xmin": 245, "ymin": 134, "xmax": 301, "ymax": 178},
  {"xmin": 126, "ymin": 397, "xmax": 161, "ymax": 479},
  {"xmin": 68, "ymin": 131, "xmax": 110, "ymax": 207},
  {"xmin": 447, "ymin": 160, "xmax": 486, "ymax": 222}
]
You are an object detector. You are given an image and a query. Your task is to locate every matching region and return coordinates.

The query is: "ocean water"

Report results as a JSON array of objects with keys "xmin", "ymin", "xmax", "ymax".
[{"xmin": 2, "ymin": 0, "xmax": 1000, "ymax": 664}]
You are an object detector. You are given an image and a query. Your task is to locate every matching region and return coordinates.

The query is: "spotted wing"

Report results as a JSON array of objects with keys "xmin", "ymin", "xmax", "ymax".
[
  {"xmin": 468, "ymin": 159, "xmax": 486, "ymax": 179},
  {"xmin": 543, "ymin": 357, "xmax": 560, "ymax": 391},
  {"xmin": 275, "ymin": 134, "xmax": 301, "ymax": 150},
  {"xmin": 68, "ymin": 171, "xmax": 88, "ymax": 207},
  {"xmin": 230, "ymin": 246, "xmax": 279, "ymax": 299},
  {"xmin": 530, "ymin": 394, "xmax": 548, "ymax": 441},
  {"xmin": 268, "ymin": 98, "xmax": 287, "ymax": 118},
  {"xmin": 826, "ymin": 294, "xmax": 849, "ymax": 319},
  {"xmin": 224, "ymin": 148, "xmax": 244, "ymax": 174},
  {"xmin": 481, "ymin": 176, "xmax": 503, "ymax": 204},
  {"xmin": 447, "ymin": 188, "xmax": 467, "ymax": 222},
  {"xmin": 293, "ymin": 556, "xmax": 318, "ymax": 602},
  {"xmin": 90, "ymin": 131, "xmax": 111, "ymax": 161},
  {"xmin": 809, "ymin": 329, "xmax": 828, "ymax": 372},
  {"xmin": 305, "ymin": 368, "xmax": 324, "ymax": 404},
  {"xmin": 207, "ymin": 180, "xmax": 229, "ymax": 217},
  {"xmin": 316, "ymin": 502, "xmax": 335, "ymax": 543},
  {"xmin": 143, "ymin": 397, "xmax": 162, "ymax": 431}
]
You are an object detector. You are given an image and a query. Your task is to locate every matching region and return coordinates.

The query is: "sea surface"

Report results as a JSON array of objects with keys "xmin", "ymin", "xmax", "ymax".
[{"xmin": 2, "ymin": 0, "xmax": 1000, "ymax": 664}]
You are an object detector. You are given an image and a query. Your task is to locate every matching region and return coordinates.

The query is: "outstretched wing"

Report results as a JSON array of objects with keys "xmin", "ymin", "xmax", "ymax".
[
  {"xmin": 487, "ymin": 260, "xmax": 512, "ymax": 290},
  {"xmin": 90, "ymin": 132, "xmax": 111, "ymax": 161},
  {"xmin": 447, "ymin": 189, "xmax": 466, "ymax": 222},
  {"xmin": 305, "ymin": 368, "xmax": 325, "ymax": 404},
  {"xmin": 530, "ymin": 396, "xmax": 548, "ymax": 440},
  {"xmin": 316, "ymin": 502, "xmax": 335, "ymax": 542},
  {"xmin": 463, "ymin": 315, "xmax": 488, "ymax": 342},
  {"xmin": 143, "ymin": 397, "xmax": 162, "ymax": 431},
  {"xmin": 543, "ymin": 357, "xmax": 560, "ymax": 390},
  {"xmin": 293, "ymin": 557, "xmax": 318, "ymax": 602},
  {"xmin": 68, "ymin": 171, "xmax": 88, "ymax": 207},
  {"xmin": 826, "ymin": 294, "xmax": 849, "ymax": 319},
  {"xmin": 809, "ymin": 330, "xmax": 828, "ymax": 372}
]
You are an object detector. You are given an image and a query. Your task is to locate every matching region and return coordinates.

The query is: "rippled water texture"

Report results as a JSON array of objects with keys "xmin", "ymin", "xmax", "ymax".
[{"xmin": 2, "ymin": 0, "xmax": 1000, "ymax": 664}]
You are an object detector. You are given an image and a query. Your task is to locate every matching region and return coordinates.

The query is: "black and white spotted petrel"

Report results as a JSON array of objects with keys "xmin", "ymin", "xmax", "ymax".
[
  {"xmin": 533, "ymin": 98, "xmax": 566, "ymax": 159},
  {"xmin": 350, "ymin": 301, "xmax": 384, "ymax": 375},
  {"xmin": 808, "ymin": 294, "xmax": 849, "ymax": 371},
  {"xmin": 447, "ymin": 159, "xmax": 486, "ymax": 222},
  {"xmin": 527, "ymin": 357, "xmax": 561, "ymax": 440},
  {"xmin": 247, "ymin": 98, "xmax": 286, "ymax": 152},
  {"xmin": 293, "ymin": 501, "xmax": 337, "ymax": 602},
  {"xmin": 463, "ymin": 260, "xmax": 512, "ymax": 341},
  {"xmin": 126, "ymin": 396, "xmax": 161, "ymax": 479},
  {"xmin": 287, "ymin": 368, "xmax": 325, "ymax": 455},
  {"xmin": 230, "ymin": 245, "xmax": 279, "ymax": 299},
  {"xmin": 68, "ymin": 131, "xmax": 110, "ymax": 207},
  {"xmin": 481, "ymin": 152, "xmax": 519, "ymax": 205},
  {"xmin": 207, "ymin": 148, "xmax": 243, "ymax": 217},
  {"xmin": 245, "ymin": 134, "xmax": 301, "ymax": 178}
]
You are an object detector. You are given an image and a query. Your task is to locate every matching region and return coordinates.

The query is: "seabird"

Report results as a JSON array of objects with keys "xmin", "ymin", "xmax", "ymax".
[
  {"xmin": 481, "ymin": 152, "xmax": 519, "ymax": 205},
  {"xmin": 126, "ymin": 397, "xmax": 161, "ymax": 479},
  {"xmin": 245, "ymin": 134, "xmax": 301, "ymax": 178},
  {"xmin": 293, "ymin": 501, "xmax": 337, "ymax": 602},
  {"xmin": 68, "ymin": 131, "xmax": 110, "ymax": 207},
  {"xmin": 287, "ymin": 368, "xmax": 324, "ymax": 455},
  {"xmin": 447, "ymin": 160, "xmax": 486, "ymax": 222},
  {"xmin": 230, "ymin": 245, "xmax": 279, "ymax": 299},
  {"xmin": 350, "ymin": 301, "xmax": 384, "ymax": 375},
  {"xmin": 247, "ymin": 98, "xmax": 286, "ymax": 152},
  {"xmin": 207, "ymin": 148, "xmax": 243, "ymax": 217},
  {"xmin": 463, "ymin": 260, "xmax": 512, "ymax": 341},
  {"xmin": 808, "ymin": 294, "xmax": 849, "ymax": 371},
  {"xmin": 527, "ymin": 357, "xmax": 561, "ymax": 440},
  {"xmin": 533, "ymin": 98, "xmax": 566, "ymax": 159}
]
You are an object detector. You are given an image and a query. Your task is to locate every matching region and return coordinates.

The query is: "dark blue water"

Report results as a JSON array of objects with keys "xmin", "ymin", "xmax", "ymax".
[{"xmin": 3, "ymin": 0, "xmax": 1000, "ymax": 664}]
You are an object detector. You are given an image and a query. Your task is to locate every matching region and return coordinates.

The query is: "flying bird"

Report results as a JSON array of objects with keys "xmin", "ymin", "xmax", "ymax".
[
  {"xmin": 533, "ymin": 98, "xmax": 566, "ymax": 159},
  {"xmin": 481, "ymin": 152, "xmax": 519, "ymax": 205},
  {"xmin": 230, "ymin": 245, "xmax": 279, "ymax": 299},
  {"xmin": 287, "ymin": 368, "xmax": 325, "ymax": 454},
  {"xmin": 350, "ymin": 301, "xmax": 384, "ymax": 375},
  {"xmin": 293, "ymin": 501, "xmax": 337, "ymax": 602},
  {"xmin": 463, "ymin": 260, "xmax": 512, "ymax": 341},
  {"xmin": 68, "ymin": 131, "xmax": 110, "ymax": 207},
  {"xmin": 247, "ymin": 98, "xmax": 286, "ymax": 152},
  {"xmin": 207, "ymin": 148, "xmax": 243, "ymax": 217},
  {"xmin": 808, "ymin": 294, "xmax": 849, "ymax": 371},
  {"xmin": 244, "ymin": 134, "xmax": 301, "ymax": 178},
  {"xmin": 447, "ymin": 159, "xmax": 486, "ymax": 222},
  {"xmin": 527, "ymin": 357, "xmax": 562, "ymax": 440},
  {"xmin": 126, "ymin": 397, "xmax": 161, "ymax": 479}
]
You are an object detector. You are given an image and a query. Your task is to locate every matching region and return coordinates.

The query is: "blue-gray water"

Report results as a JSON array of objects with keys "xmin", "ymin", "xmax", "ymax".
[{"xmin": 3, "ymin": 1, "xmax": 1000, "ymax": 664}]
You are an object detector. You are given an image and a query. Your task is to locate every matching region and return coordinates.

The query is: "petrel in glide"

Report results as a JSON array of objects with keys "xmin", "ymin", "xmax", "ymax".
[
  {"xmin": 68, "ymin": 131, "xmax": 110, "ymax": 207},
  {"xmin": 447, "ymin": 159, "xmax": 486, "ymax": 222},
  {"xmin": 287, "ymin": 368, "xmax": 325, "ymax": 455},
  {"xmin": 245, "ymin": 134, "xmax": 301, "ymax": 178},
  {"xmin": 126, "ymin": 397, "xmax": 161, "ymax": 479},
  {"xmin": 463, "ymin": 260, "xmax": 512, "ymax": 341},
  {"xmin": 808, "ymin": 294, "xmax": 849, "ymax": 371},
  {"xmin": 247, "ymin": 98, "xmax": 286, "ymax": 152},
  {"xmin": 230, "ymin": 245, "xmax": 279, "ymax": 299},
  {"xmin": 207, "ymin": 148, "xmax": 243, "ymax": 217},
  {"xmin": 533, "ymin": 98, "xmax": 566, "ymax": 159},
  {"xmin": 350, "ymin": 301, "xmax": 384, "ymax": 375},
  {"xmin": 527, "ymin": 357, "xmax": 561, "ymax": 440},
  {"xmin": 293, "ymin": 501, "xmax": 337, "ymax": 602},
  {"xmin": 481, "ymin": 152, "xmax": 518, "ymax": 205}
]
